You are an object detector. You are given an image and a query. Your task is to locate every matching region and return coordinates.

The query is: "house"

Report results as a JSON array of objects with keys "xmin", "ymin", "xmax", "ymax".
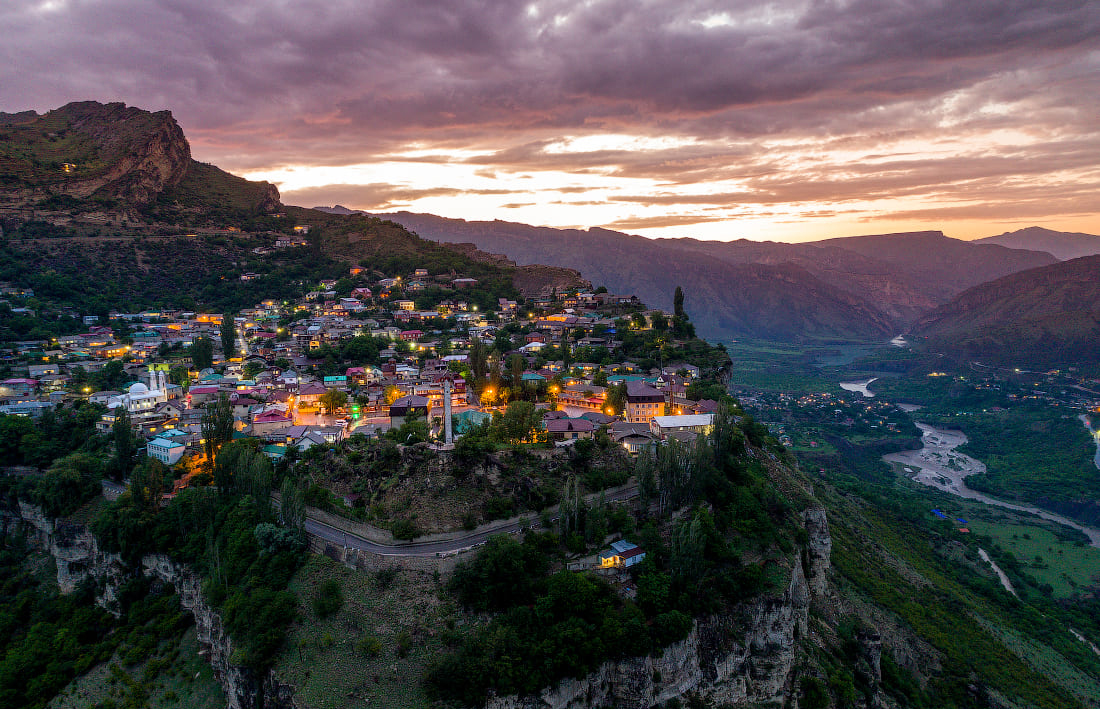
[
  {"xmin": 625, "ymin": 381, "xmax": 665, "ymax": 423},
  {"xmin": 389, "ymin": 395, "xmax": 430, "ymax": 426},
  {"xmin": 0, "ymin": 378, "xmax": 36, "ymax": 397},
  {"xmin": 599, "ymin": 540, "xmax": 646, "ymax": 569},
  {"xmin": 147, "ymin": 437, "xmax": 186, "ymax": 466},
  {"xmin": 650, "ymin": 413, "xmax": 715, "ymax": 439},
  {"xmin": 545, "ymin": 417, "xmax": 596, "ymax": 442},
  {"xmin": 251, "ymin": 409, "xmax": 293, "ymax": 436},
  {"xmin": 452, "ymin": 277, "xmax": 478, "ymax": 288},
  {"xmin": 395, "ymin": 300, "xmax": 416, "ymax": 311}
]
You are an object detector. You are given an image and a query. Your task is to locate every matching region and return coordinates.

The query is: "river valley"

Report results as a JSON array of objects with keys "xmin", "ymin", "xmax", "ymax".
[{"xmin": 884, "ymin": 423, "xmax": 1100, "ymax": 549}]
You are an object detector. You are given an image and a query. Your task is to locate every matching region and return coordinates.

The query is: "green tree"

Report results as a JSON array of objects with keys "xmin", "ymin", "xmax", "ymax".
[
  {"xmin": 605, "ymin": 383, "xmax": 627, "ymax": 417},
  {"xmin": 221, "ymin": 313, "xmax": 237, "ymax": 358},
  {"xmin": 319, "ymin": 388, "xmax": 348, "ymax": 414},
  {"xmin": 112, "ymin": 406, "xmax": 134, "ymax": 478},
  {"xmin": 191, "ymin": 336, "xmax": 214, "ymax": 370},
  {"xmin": 469, "ymin": 338, "xmax": 488, "ymax": 384},
  {"xmin": 673, "ymin": 285, "xmax": 685, "ymax": 319},
  {"xmin": 202, "ymin": 394, "xmax": 235, "ymax": 465}
]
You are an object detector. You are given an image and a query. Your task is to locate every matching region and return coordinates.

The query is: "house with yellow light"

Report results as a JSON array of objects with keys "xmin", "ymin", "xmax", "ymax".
[{"xmin": 599, "ymin": 540, "xmax": 646, "ymax": 569}]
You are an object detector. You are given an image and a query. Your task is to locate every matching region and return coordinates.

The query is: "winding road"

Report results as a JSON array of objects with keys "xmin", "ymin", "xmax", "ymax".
[{"xmin": 303, "ymin": 483, "xmax": 640, "ymax": 557}]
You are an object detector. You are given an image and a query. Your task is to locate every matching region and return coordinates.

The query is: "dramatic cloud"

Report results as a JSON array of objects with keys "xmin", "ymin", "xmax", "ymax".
[{"xmin": 2, "ymin": 0, "xmax": 1098, "ymax": 241}]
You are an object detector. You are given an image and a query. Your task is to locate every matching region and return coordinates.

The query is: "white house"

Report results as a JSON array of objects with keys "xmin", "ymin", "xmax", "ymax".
[
  {"xmin": 650, "ymin": 413, "xmax": 715, "ymax": 439},
  {"xmin": 147, "ymin": 437, "xmax": 186, "ymax": 465},
  {"xmin": 599, "ymin": 540, "xmax": 646, "ymax": 569}
]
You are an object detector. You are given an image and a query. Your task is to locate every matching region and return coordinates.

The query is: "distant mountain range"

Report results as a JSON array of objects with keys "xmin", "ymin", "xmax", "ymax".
[
  {"xmin": 913, "ymin": 255, "xmax": 1100, "ymax": 366},
  {"xmin": 317, "ymin": 208, "xmax": 1071, "ymax": 343},
  {"xmin": 976, "ymin": 226, "xmax": 1100, "ymax": 261}
]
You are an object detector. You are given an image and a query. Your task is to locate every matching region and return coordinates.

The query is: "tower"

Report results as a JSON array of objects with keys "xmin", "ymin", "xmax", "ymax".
[{"xmin": 443, "ymin": 378, "xmax": 453, "ymax": 446}]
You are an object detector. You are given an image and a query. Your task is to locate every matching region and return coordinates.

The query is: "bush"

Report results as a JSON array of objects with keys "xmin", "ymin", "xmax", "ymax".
[
  {"xmin": 312, "ymin": 579, "xmax": 343, "ymax": 618},
  {"xmin": 356, "ymin": 635, "xmax": 383, "ymax": 657},
  {"xmin": 391, "ymin": 517, "xmax": 423, "ymax": 540}
]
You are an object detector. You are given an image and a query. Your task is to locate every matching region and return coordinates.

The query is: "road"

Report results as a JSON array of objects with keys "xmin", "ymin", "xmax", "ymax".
[{"xmin": 303, "ymin": 483, "xmax": 640, "ymax": 557}]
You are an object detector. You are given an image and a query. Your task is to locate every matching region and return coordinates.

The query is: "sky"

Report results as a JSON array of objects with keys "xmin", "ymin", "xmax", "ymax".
[{"xmin": 3, "ymin": 0, "xmax": 1099, "ymax": 243}]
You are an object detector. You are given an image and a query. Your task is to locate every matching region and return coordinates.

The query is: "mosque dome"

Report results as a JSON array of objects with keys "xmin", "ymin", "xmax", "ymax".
[{"xmin": 128, "ymin": 382, "xmax": 149, "ymax": 395}]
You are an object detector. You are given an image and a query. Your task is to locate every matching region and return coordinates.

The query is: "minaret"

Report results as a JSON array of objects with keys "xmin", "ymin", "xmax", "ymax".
[{"xmin": 443, "ymin": 378, "xmax": 454, "ymax": 446}]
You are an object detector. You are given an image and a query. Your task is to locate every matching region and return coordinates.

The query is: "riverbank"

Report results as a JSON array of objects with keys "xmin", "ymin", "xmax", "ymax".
[{"xmin": 884, "ymin": 423, "xmax": 1100, "ymax": 548}]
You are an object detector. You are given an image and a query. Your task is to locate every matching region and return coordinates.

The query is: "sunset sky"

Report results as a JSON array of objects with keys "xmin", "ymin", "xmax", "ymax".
[{"xmin": 3, "ymin": 0, "xmax": 1098, "ymax": 242}]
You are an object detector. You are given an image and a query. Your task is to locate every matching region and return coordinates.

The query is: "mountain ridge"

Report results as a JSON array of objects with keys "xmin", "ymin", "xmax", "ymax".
[
  {"xmin": 325, "ymin": 209, "xmax": 1057, "ymax": 342},
  {"xmin": 913, "ymin": 254, "xmax": 1100, "ymax": 366},
  {"xmin": 975, "ymin": 226, "xmax": 1100, "ymax": 261}
]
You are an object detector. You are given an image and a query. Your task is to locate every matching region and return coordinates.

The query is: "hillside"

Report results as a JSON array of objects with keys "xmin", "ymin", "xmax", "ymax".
[
  {"xmin": 0, "ymin": 102, "xmax": 585, "ymax": 310},
  {"xmin": 352, "ymin": 211, "xmax": 1055, "ymax": 342},
  {"xmin": 912, "ymin": 255, "xmax": 1100, "ymax": 366},
  {"xmin": 0, "ymin": 101, "xmax": 279, "ymax": 222},
  {"xmin": 975, "ymin": 226, "xmax": 1100, "ymax": 261}
]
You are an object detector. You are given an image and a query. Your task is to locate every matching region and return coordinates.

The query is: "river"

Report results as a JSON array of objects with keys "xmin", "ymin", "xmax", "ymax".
[
  {"xmin": 839, "ymin": 378, "xmax": 877, "ymax": 398},
  {"xmin": 883, "ymin": 423, "xmax": 1100, "ymax": 549}
]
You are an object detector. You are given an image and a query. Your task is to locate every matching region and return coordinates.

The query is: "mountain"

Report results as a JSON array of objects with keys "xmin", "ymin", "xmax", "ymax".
[
  {"xmin": 912, "ymin": 255, "xmax": 1100, "ymax": 365},
  {"xmin": 975, "ymin": 226, "xmax": 1100, "ymax": 261},
  {"xmin": 0, "ymin": 102, "xmax": 586, "ymax": 311},
  {"xmin": 0, "ymin": 101, "xmax": 278, "ymax": 219},
  {"xmin": 351, "ymin": 211, "xmax": 1055, "ymax": 342}
]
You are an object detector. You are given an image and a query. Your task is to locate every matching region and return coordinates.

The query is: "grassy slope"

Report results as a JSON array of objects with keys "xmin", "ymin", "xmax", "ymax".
[
  {"xmin": 274, "ymin": 555, "xmax": 450, "ymax": 709},
  {"xmin": 47, "ymin": 627, "xmax": 225, "ymax": 709},
  {"xmin": 826, "ymin": 485, "xmax": 1100, "ymax": 708}
]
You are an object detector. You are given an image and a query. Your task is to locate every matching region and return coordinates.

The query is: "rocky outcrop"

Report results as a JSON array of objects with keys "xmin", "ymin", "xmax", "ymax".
[
  {"xmin": 141, "ymin": 555, "xmax": 300, "ymax": 709},
  {"xmin": 489, "ymin": 555, "xmax": 816, "ymax": 709},
  {"xmin": 7, "ymin": 501, "xmax": 298, "ymax": 709},
  {"xmin": 803, "ymin": 506, "xmax": 832, "ymax": 599},
  {"xmin": 1, "ymin": 101, "xmax": 192, "ymax": 208},
  {"xmin": 15, "ymin": 501, "xmax": 126, "ymax": 599}
]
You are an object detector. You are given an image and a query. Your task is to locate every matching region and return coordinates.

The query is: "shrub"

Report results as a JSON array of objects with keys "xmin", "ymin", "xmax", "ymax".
[
  {"xmin": 391, "ymin": 517, "xmax": 423, "ymax": 540},
  {"xmin": 356, "ymin": 635, "xmax": 383, "ymax": 657},
  {"xmin": 312, "ymin": 579, "xmax": 343, "ymax": 618}
]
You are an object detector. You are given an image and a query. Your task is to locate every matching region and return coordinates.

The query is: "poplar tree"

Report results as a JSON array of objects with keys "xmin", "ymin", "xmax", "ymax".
[{"xmin": 221, "ymin": 313, "xmax": 237, "ymax": 358}]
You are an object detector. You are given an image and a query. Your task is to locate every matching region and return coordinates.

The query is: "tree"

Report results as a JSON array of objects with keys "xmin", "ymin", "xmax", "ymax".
[
  {"xmin": 221, "ymin": 313, "xmax": 238, "ymax": 358},
  {"xmin": 673, "ymin": 286, "xmax": 685, "ymax": 319},
  {"xmin": 279, "ymin": 477, "xmax": 305, "ymax": 533},
  {"xmin": 191, "ymin": 336, "xmax": 214, "ymax": 370},
  {"xmin": 319, "ymin": 388, "xmax": 348, "ymax": 415},
  {"xmin": 469, "ymin": 338, "xmax": 488, "ymax": 384},
  {"xmin": 201, "ymin": 394, "xmax": 235, "ymax": 465},
  {"xmin": 112, "ymin": 406, "xmax": 134, "ymax": 479},
  {"xmin": 508, "ymin": 354, "xmax": 525, "ymax": 392},
  {"xmin": 605, "ymin": 383, "xmax": 627, "ymax": 417}
]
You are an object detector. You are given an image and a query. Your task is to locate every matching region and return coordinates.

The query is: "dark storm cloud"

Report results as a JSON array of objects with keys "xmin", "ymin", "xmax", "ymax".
[{"xmin": 2, "ymin": 0, "xmax": 1098, "ymax": 226}]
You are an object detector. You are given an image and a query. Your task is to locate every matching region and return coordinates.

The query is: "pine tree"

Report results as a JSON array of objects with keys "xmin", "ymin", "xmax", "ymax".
[{"xmin": 673, "ymin": 286, "xmax": 685, "ymax": 319}]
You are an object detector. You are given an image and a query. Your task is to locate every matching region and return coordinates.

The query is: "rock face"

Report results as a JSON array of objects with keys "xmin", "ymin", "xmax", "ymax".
[
  {"xmin": 488, "ymin": 527, "xmax": 827, "ymax": 709},
  {"xmin": 0, "ymin": 101, "xmax": 192, "ymax": 207},
  {"xmin": 7, "ymin": 498, "xmax": 840, "ymax": 709},
  {"xmin": 7, "ymin": 502, "xmax": 298, "ymax": 709},
  {"xmin": 141, "ymin": 555, "xmax": 300, "ymax": 709},
  {"xmin": 803, "ymin": 506, "xmax": 832, "ymax": 599}
]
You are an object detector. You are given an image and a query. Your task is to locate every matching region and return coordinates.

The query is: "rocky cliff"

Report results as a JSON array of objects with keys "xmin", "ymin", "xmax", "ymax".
[
  {"xmin": 6, "ymin": 497, "xmax": 857, "ymax": 709},
  {"xmin": 5, "ymin": 501, "xmax": 299, "ymax": 709},
  {"xmin": 0, "ymin": 101, "xmax": 281, "ymax": 220},
  {"xmin": 0, "ymin": 101, "xmax": 191, "ymax": 207},
  {"xmin": 488, "ymin": 507, "xmax": 835, "ymax": 709}
]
